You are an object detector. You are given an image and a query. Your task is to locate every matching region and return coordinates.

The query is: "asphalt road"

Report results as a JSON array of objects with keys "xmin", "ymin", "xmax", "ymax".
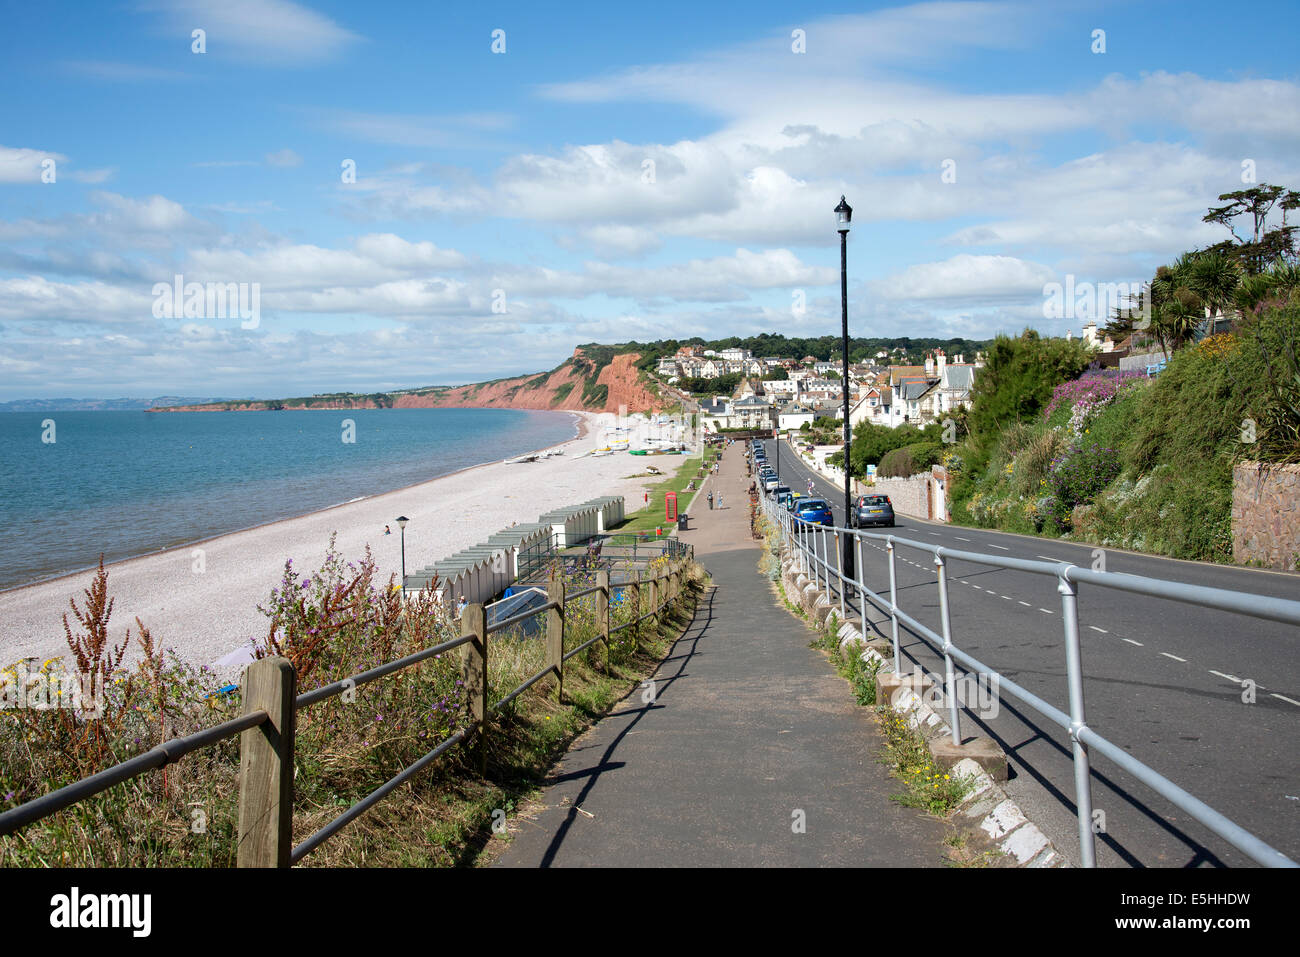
[{"xmin": 758, "ymin": 438, "xmax": 1300, "ymax": 868}]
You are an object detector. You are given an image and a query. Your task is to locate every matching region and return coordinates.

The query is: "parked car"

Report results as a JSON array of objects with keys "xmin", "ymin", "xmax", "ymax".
[
  {"xmin": 763, "ymin": 473, "xmax": 780, "ymax": 492},
  {"xmin": 784, "ymin": 492, "xmax": 803, "ymax": 511},
  {"xmin": 851, "ymin": 494, "xmax": 895, "ymax": 528},
  {"xmin": 773, "ymin": 485, "xmax": 792, "ymax": 505},
  {"xmin": 792, "ymin": 498, "xmax": 834, "ymax": 530}
]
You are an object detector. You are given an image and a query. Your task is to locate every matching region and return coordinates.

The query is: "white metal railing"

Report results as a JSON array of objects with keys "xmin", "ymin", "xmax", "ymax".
[{"xmin": 766, "ymin": 496, "xmax": 1299, "ymax": 869}]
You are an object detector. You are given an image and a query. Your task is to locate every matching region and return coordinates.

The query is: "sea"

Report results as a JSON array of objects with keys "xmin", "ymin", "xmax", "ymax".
[{"xmin": 0, "ymin": 408, "xmax": 576, "ymax": 591}]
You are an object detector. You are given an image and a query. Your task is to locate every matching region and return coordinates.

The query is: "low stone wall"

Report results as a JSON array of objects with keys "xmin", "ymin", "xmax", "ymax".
[
  {"xmin": 872, "ymin": 472, "xmax": 931, "ymax": 519},
  {"xmin": 872, "ymin": 465, "xmax": 949, "ymax": 521},
  {"xmin": 1233, "ymin": 461, "xmax": 1300, "ymax": 570}
]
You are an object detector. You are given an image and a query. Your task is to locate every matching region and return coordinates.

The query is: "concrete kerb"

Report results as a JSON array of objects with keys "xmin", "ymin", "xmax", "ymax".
[{"xmin": 817, "ymin": 597, "xmax": 1067, "ymax": 868}]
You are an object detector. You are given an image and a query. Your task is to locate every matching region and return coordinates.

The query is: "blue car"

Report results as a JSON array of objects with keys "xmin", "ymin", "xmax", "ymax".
[{"xmin": 792, "ymin": 498, "xmax": 833, "ymax": 531}]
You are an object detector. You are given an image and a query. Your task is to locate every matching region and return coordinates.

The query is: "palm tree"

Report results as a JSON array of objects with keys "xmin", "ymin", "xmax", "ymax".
[{"xmin": 1187, "ymin": 252, "xmax": 1242, "ymax": 328}]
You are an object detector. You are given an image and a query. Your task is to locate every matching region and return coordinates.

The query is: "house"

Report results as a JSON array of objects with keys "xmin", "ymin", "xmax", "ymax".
[
  {"xmin": 843, "ymin": 386, "xmax": 892, "ymax": 427},
  {"xmin": 938, "ymin": 361, "xmax": 976, "ymax": 414},
  {"xmin": 779, "ymin": 404, "xmax": 816, "ymax": 431},
  {"xmin": 719, "ymin": 347, "xmax": 753, "ymax": 362},
  {"xmin": 762, "ymin": 378, "xmax": 799, "ymax": 395}
]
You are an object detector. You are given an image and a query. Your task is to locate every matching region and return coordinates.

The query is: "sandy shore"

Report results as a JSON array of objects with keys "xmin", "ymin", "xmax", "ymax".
[{"xmin": 0, "ymin": 411, "xmax": 675, "ymax": 675}]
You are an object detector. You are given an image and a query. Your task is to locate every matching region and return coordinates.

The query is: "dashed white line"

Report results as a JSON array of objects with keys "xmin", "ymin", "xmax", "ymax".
[
  {"xmin": 955, "ymin": 536, "xmax": 972, "ymax": 542},
  {"xmin": 1036, "ymin": 555, "xmax": 1062, "ymax": 562},
  {"xmin": 1122, "ymin": 638, "xmax": 1144, "ymax": 646},
  {"xmin": 1088, "ymin": 626, "xmax": 1108, "ymax": 634},
  {"xmin": 985, "ymin": 589, "xmax": 997, "ymax": 594},
  {"xmin": 1209, "ymin": 670, "xmax": 1241, "ymax": 683},
  {"xmin": 1001, "ymin": 595, "xmax": 1012, "ymax": 600},
  {"xmin": 1160, "ymin": 653, "xmax": 1188, "ymax": 663},
  {"xmin": 927, "ymin": 532, "xmax": 941, "ymax": 537},
  {"xmin": 1039, "ymin": 607, "xmax": 1053, "ymax": 614},
  {"xmin": 989, "ymin": 544, "xmax": 1009, "ymax": 551},
  {"xmin": 1271, "ymin": 693, "xmax": 1300, "ymax": 707},
  {"xmin": 1018, "ymin": 601, "xmax": 1032, "ymax": 607}
]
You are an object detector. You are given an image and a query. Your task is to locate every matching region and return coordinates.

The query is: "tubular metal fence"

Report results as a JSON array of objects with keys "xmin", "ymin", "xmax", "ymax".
[{"xmin": 767, "ymin": 497, "xmax": 1299, "ymax": 869}]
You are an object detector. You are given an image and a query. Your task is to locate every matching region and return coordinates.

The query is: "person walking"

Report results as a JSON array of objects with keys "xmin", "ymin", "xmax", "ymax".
[
  {"xmin": 717, "ymin": 492, "xmax": 724, "ymax": 509},
  {"xmin": 707, "ymin": 491, "xmax": 714, "ymax": 510}
]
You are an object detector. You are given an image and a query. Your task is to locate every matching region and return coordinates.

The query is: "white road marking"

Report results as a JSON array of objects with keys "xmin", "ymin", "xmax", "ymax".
[
  {"xmin": 1122, "ymin": 638, "xmax": 1143, "ymax": 646},
  {"xmin": 1088, "ymin": 626, "xmax": 1108, "ymax": 634},
  {"xmin": 928, "ymin": 532, "xmax": 941, "ymax": 537},
  {"xmin": 1208, "ymin": 670, "xmax": 1241, "ymax": 683},
  {"xmin": 955, "ymin": 536, "xmax": 971, "ymax": 542},
  {"xmin": 1036, "ymin": 555, "xmax": 1062, "ymax": 562},
  {"xmin": 989, "ymin": 544, "xmax": 1009, "ymax": 550},
  {"xmin": 1001, "ymin": 595, "xmax": 1012, "ymax": 600},
  {"xmin": 1271, "ymin": 693, "xmax": 1300, "ymax": 707},
  {"xmin": 1039, "ymin": 608, "xmax": 1053, "ymax": 614},
  {"xmin": 985, "ymin": 589, "xmax": 997, "ymax": 594},
  {"xmin": 1160, "ymin": 653, "xmax": 1188, "ymax": 662},
  {"xmin": 1018, "ymin": 601, "xmax": 1031, "ymax": 606}
]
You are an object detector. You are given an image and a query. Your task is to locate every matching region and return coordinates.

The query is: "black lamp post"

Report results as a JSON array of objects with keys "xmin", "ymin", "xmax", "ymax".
[
  {"xmin": 396, "ymin": 515, "xmax": 409, "ymax": 594},
  {"xmin": 835, "ymin": 195, "xmax": 854, "ymax": 587}
]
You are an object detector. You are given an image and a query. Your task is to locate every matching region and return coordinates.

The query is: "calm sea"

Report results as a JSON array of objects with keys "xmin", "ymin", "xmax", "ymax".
[{"xmin": 0, "ymin": 408, "xmax": 575, "ymax": 590}]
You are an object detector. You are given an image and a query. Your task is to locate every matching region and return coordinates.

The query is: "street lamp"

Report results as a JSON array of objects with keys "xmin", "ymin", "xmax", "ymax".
[
  {"xmin": 396, "ymin": 515, "xmax": 409, "ymax": 595},
  {"xmin": 835, "ymin": 195, "xmax": 854, "ymax": 589}
]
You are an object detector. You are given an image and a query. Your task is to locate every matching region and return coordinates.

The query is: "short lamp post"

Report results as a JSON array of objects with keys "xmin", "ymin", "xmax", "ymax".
[
  {"xmin": 835, "ymin": 195, "xmax": 854, "ymax": 589},
  {"xmin": 396, "ymin": 515, "xmax": 409, "ymax": 595}
]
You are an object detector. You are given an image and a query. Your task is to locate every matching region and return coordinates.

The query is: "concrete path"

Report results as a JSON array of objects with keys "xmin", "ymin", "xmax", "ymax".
[{"xmin": 496, "ymin": 442, "xmax": 945, "ymax": 867}]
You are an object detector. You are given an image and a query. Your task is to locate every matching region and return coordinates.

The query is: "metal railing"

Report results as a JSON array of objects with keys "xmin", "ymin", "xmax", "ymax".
[
  {"xmin": 0, "ymin": 551, "xmax": 695, "ymax": 866},
  {"xmin": 766, "ymin": 497, "xmax": 1299, "ymax": 869}
]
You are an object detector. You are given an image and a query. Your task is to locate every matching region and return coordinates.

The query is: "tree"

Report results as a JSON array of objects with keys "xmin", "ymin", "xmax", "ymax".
[{"xmin": 1202, "ymin": 184, "xmax": 1300, "ymax": 274}]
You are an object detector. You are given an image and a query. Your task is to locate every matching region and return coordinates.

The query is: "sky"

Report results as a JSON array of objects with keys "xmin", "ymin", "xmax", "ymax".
[{"xmin": 1, "ymin": 0, "xmax": 1298, "ymax": 400}]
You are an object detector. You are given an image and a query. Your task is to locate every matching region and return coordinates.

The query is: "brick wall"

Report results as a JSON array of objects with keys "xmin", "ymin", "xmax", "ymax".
[{"xmin": 1232, "ymin": 461, "xmax": 1300, "ymax": 570}]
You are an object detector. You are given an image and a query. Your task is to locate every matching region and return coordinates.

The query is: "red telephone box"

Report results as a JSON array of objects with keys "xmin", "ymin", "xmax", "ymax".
[{"xmin": 665, "ymin": 491, "xmax": 678, "ymax": 522}]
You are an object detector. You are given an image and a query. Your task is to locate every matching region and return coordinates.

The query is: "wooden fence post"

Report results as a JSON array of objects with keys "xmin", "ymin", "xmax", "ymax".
[
  {"xmin": 461, "ymin": 603, "xmax": 487, "ymax": 773},
  {"xmin": 649, "ymin": 573, "xmax": 659, "ymax": 624},
  {"xmin": 596, "ymin": 569, "xmax": 610, "ymax": 675},
  {"xmin": 547, "ymin": 568, "xmax": 565, "ymax": 701},
  {"xmin": 237, "ymin": 656, "xmax": 296, "ymax": 868},
  {"xmin": 631, "ymin": 569, "xmax": 642, "ymax": 638}
]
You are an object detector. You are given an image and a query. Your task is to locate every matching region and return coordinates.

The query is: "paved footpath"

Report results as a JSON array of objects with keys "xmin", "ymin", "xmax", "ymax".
[{"xmin": 496, "ymin": 442, "xmax": 944, "ymax": 867}]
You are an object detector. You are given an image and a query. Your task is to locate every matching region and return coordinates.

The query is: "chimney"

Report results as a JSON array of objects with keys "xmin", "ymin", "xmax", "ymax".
[
  {"xmin": 937, "ymin": 353, "xmax": 946, "ymax": 376},
  {"xmin": 924, "ymin": 354, "xmax": 934, "ymax": 376}
]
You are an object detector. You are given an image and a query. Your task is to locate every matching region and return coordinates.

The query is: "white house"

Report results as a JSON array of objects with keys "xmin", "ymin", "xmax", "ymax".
[{"xmin": 779, "ymin": 404, "xmax": 816, "ymax": 431}]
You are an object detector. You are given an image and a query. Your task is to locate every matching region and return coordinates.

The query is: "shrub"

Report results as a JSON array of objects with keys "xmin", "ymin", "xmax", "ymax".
[{"xmin": 1046, "ymin": 442, "xmax": 1122, "ymax": 525}]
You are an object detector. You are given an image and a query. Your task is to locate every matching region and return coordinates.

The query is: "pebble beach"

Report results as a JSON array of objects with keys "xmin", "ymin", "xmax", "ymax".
[{"xmin": 0, "ymin": 411, "xmax": 668, "ymax": 675}]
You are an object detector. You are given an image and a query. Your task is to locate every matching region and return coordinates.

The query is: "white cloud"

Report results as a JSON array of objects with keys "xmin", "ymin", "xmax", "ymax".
[
  {"xmin": 874, "ymin": 254, "xmax": 1057, "ymax": 302},
  {"xmin": 139, "ymin": 0, "xmax": 361, "ymax": 64},
  {"xmin": 265, "ymin": 148, "xmax": 303, "ymax": 168},
  {"xmin": 0, "ymin": 146, "xmax": 64, "ymax": 183}
]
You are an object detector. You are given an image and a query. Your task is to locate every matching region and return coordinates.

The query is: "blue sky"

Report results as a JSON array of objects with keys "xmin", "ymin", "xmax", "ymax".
[{"xmin": 2, "ymin": 0, "xmax": 1298, "ymax": 399}]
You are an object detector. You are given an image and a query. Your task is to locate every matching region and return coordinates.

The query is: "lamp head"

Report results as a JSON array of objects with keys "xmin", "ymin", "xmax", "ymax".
[{"xmin": 834, "ymin": 195, "xmax": 852, "ymax": 233}]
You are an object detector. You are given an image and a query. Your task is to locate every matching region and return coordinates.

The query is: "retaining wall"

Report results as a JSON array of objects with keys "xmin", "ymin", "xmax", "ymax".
[{"xmin": 1233, "ymin": 461, "xmax": 1300, "ymax": 570}]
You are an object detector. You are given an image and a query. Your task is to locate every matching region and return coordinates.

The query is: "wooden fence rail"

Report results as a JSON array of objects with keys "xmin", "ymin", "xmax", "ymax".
[{"xmin": 0, "ymin": 552, "xmax": 696, "ymax": 868}]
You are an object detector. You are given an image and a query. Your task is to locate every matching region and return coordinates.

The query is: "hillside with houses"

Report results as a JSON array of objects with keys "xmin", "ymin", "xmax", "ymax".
[{"xmin": 655, "ymin": 342, "xmax": 986, "ymax": 434}]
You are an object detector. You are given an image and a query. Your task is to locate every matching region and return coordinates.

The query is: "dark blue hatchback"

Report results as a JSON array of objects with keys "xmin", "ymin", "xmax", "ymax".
[{"xmin": 792, "ymin": 498, "xmax": 833, "ymax": 530}]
